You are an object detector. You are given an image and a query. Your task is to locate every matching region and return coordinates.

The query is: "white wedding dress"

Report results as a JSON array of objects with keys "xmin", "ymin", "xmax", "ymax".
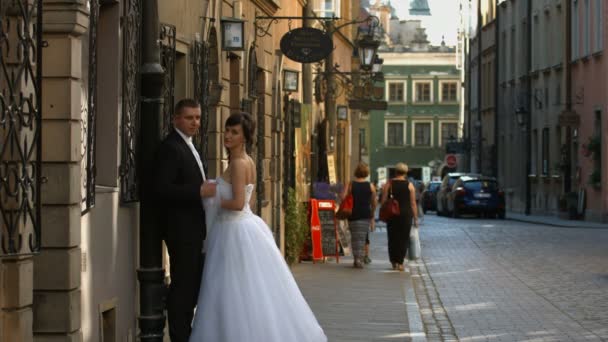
[{"xmin": 189, "ymin": 177, "xmax": 327, "ymax": 342}]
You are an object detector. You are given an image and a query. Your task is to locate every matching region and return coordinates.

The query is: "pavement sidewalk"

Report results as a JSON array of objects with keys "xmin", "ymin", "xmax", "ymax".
[
  {"xmin": 292, "ymin": 228, "xmax": 426, "ymax": 342},
  {"xmin": 507, "ymin": 212, "xmax": 607, "ymax": 229}
]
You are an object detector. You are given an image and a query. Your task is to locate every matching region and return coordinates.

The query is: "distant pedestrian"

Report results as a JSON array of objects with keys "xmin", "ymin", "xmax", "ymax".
[
  {"xmin": 341, "ymin": 163, "xmax": 377, "ymax": 268},
  {"xmin": 381, "ymin": 163, "xmax": 418, "ymax": 271}
]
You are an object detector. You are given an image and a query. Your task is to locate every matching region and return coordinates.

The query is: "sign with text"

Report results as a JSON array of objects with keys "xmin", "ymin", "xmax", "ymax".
[
  {"xmin": 327, "ymin": 153, "xmax": 337, "ymax": 184},
  {"xmin": 309, "ymin": 199, "xmax": 339, "ymax": 263},
  {"xmin": 280, "ymin": 27, "xmax": 333, "ymax": 64},
  {"xmin": 348, "ymin": 99, "xmax": 388, "ymax": 111}
]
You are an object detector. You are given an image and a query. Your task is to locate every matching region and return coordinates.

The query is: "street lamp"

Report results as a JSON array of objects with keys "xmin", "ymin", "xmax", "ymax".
[
  {"xmin": 372, "ymin": 56, "xmax": 383, "ymax": 74},
  {"xmin": 515, "ymin": 107, "xmax": 527, "ymax": 127},
  {"xmin": 357, "ymin": 34, "xmax": 380, "ymax": 71}
]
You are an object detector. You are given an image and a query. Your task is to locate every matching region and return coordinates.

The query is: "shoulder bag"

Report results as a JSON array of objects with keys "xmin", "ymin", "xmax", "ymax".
[
  {"xmin": 336, "ymin": 183, "xmax": 354, "ymax": 220},
  {"xmin": 379, "ymin": 180, "xmax": 401, "ymax": 222}
]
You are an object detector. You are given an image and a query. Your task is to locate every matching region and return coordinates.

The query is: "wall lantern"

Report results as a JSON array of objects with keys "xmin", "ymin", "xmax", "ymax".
[
  {"xmin": 283, "ymin": 69, "xmax": 299, "ymax": 92},
  {"xmin": 357, "ymin": 35, "xmax": 380, "ymax": 71},
  {"xmin": 372, "ymin": 56, "xmax": 383, "ymax": 73},
  {"xmin": 221, "ymin": 17, "xmax": 245, "ymax": 51},
  {"xmin": 515, "ymin": 107, "xmax": 527, "ymax": 127},
  {"xmin": 337, "ymin": 105, "xmax": 348, "ymax": 121}
]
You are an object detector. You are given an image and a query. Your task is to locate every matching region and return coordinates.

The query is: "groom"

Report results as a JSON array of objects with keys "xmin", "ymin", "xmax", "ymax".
[{"xmin": 153, "ymin": 98, "xmax": 216, "ymax": 342}]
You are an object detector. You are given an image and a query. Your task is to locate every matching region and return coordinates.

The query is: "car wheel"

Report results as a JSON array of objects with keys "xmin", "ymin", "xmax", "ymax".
[
  {"xmin": 498, "ymin": 211, "xmax": 505, "ymax": 219},
  {"xmin": 423, "ymin": 208, "xmax": 427, "ymax": 214}
]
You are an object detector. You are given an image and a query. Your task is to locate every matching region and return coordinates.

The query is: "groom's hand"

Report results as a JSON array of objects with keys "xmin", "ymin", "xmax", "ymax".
[{"xmin": 200, "ymin": 181, "xmax": 216, "ymax": 198}]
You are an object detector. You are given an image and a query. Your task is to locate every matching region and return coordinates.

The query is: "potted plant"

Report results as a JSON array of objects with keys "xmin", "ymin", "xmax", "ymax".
[{"xmin": 284, "ymin": 188, "xmax": 309, "ymax": 266}]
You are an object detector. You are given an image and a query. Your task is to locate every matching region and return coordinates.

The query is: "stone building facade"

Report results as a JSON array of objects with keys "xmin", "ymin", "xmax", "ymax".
[{"xmin": 0, "ymin": 0, "xmax": 363, "ymax": 341}]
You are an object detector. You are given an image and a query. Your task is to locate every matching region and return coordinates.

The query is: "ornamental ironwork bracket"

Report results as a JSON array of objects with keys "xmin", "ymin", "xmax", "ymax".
[
  {"xmin": 253, "ymin": 14, "xmax": 380, "ymax": 39},
  {"xmin": 314, "ymin": 64, "xmax": 385, "ymax": 101}
]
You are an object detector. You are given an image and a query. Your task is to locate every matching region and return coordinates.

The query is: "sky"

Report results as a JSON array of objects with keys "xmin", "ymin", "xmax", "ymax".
[{"xmin": 390, "ymin": 0, "xmax": 462, "ymax": 46}]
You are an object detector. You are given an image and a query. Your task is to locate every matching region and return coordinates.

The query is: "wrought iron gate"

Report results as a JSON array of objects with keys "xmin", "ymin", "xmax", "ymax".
[
  {"xmin": 192, "ymin": 40, "xmax": 209, "ymax": 172},
  {"xmin": 160, "ymin": 23, "xmax": 176, "ymax": 138},
  {"xmin": 0, "ymin": 0, "xmax": 43, "ymax": 257},
  {"xmin": 82, "ymin": 0, "xmax": 98, "ymax": 212},
  {"xmin": 119, "ymin": 0, "xmax": 141, "ymax": 203}
]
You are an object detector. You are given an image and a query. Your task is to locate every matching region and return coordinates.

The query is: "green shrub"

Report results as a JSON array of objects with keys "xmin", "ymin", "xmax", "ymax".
[{"xmin": 284, "ymin": 188, "xmax": 309, "ymax": 266}]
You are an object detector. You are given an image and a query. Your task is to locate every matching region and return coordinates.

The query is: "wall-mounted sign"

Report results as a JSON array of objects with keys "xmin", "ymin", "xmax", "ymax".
[
  {"xmin": 221, "ymin": 17, "xmax": 245, "ymax": 51},
  {"xmin": 280, "ymin": 27, "xmax": 333, "ymax": 64},
  {"xmin": 337, "ymin": 105, "xmax": 348, "ymax": 121},
  {"xmin": 348, "ymin": 100, "xmax": 388, "ymax": 111}
]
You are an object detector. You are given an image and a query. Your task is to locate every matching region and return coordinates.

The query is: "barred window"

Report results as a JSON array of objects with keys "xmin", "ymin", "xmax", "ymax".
[
  {"xmin": 387, "ymin": 122, "xmax": 404, "ymax": 146},
  {"xmin": 388, "ymin": 83, "xmax": 404, "ymax": 102},
  {"xmin": 415, "ymin": 123, "xmax": 431, "ymax": 146},
  {"xmin": 441, "ymin": 82, "xmax": 458, "ymax": 102}
]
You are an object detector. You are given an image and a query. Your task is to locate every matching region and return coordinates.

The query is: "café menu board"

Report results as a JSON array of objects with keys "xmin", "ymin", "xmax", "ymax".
[{"xmin": 319, "ymin": 210, "xmax": 337, "ymax": 257}]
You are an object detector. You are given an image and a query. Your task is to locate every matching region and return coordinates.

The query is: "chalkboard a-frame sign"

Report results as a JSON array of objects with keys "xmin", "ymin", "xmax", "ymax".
[{"xmin": 280, "ymin": 27, "xmax": 333, "ymax": 64}]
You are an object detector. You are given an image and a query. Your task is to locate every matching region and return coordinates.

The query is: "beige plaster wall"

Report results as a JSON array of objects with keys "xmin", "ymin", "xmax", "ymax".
[{"xmin": 81, "ymin": 191, "xmax": 138, "ymax": 342}]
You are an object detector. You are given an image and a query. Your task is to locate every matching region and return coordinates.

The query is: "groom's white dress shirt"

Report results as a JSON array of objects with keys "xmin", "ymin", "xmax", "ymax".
[{"xmin": 175, "ymin": 128, "xmax": 206, "ymax": 181}]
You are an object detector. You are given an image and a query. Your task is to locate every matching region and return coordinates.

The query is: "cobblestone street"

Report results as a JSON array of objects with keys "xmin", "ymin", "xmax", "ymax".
[
  {"xmin": 293, "ymin": 215, "xmax": 608, "ymax": 342},
  {"xmin": 412, "ymin": 215, "xmax": 608, "ymax": 342}
]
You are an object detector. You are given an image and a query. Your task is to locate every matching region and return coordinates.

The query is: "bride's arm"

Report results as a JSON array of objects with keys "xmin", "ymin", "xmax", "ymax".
[{"xmin": 221, "ymin": 158, "xmax": 247, "ymax": 211}]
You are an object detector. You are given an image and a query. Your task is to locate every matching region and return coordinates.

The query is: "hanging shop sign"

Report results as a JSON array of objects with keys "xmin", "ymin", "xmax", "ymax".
[{"xmin": 280, "ymin": 27, "xmax": 333, "ymax": 64}]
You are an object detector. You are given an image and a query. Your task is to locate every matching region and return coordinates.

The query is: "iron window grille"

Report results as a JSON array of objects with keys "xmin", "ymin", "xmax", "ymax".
[
  {"xmin": 119, "ymin": 0, "xmax": 142, "ymax": 203},
  {"xmin": 82, "ymin": 0, "xmax": 99, "ymax": 213},
  {"xmin": 160, "ymin": 23, "xmax": 176, "ymax": 138},
  {"xmin": 0, "ymin": 0, "xmax": 43, "ymax": 257},
  {"xmin": 192, "ymin": 40, "xmax": 210, "ymax": 174}
]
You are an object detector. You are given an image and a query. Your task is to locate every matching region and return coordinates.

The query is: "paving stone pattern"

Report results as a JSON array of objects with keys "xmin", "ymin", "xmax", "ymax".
[
  {"xmin": 411, "ymin": 259, "xmax": 458, "ymax": 342},
  {"xmin": 413, "ymin": 215, "xmax": 608, "ymax": 342},
  {"xmin": 293, "ymin": 230, "xmax": 414, "ymax": 342}
]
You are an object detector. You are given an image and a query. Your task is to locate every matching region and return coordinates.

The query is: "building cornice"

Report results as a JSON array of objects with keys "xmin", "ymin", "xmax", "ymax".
[{"xmin": 252, "ymin": 0, "xmax": 280, "ymax": 16}]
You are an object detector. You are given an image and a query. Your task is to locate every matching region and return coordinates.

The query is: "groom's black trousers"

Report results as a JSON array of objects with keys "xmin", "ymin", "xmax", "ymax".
[{"xmin": 166, "ymin": 237, "xmax": 204, "ymax": 342}]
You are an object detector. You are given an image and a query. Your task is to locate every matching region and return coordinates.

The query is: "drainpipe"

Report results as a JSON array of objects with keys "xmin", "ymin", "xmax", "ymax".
[
  {"xmin": 564, "ymin": 0, "xmax": 573, "ymax": 193},
  {"xmin": 138, "ymin": 1, "xmax": 166, "ymax": 341},
  {"xmin": 525, "ymin": 0, "xmax": 532, "ymax": 215},
  {"xmin": 467, "ymin": 24, "xmax": 472, "ymax": 170},
  {"xmin": 477, "ymin": 0, "xmax": 482, "ymax": 173},
  {"xmin": 493, "ymin": 0, "xmax": 499, "ymax": 178}
]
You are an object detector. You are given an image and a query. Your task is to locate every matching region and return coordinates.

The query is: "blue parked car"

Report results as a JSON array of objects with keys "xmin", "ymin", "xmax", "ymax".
[{"xmin": 446, "ymin": 176, "xmax": 505, "ymax": 219}]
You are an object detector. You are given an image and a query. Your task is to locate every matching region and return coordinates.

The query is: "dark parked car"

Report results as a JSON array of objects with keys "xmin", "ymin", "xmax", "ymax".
[
  {"xmin": 446, "ymin": 176, "xmax": 505, "ymax": 218},
  {"xmin": 421, "ymin": 181, "xmax": 441, "ymax": 213},
  {"xmin": 436, "ymin": 173, "xmax": 466, "ymax": 216}
]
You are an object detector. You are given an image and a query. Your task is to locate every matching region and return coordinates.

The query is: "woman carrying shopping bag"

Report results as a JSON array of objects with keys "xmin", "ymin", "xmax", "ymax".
[
  {"xmin": 341, "ymin": 163, "xmax": 377, "ymax": 268},
  {"xmin": 380, "ymin": 163, "xmax": 418, "ymax": 271}
]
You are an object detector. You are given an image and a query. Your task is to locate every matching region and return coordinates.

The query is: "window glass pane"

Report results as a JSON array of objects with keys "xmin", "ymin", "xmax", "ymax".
[
  {"xmin": 416, "ymin": 83, "xmax": 431, "ymax": 102},
  {"xmin": 415, "ymin": 123, "xmax": 431, "ymax": 146},
  {"xmin": 542, "ymin": 128, "xmax": 549, "ymax": 175},
  {"xmin": 388, "ymin": 83, "xmax": 404, "ymax": 101},
  {"xmin": 387, "ymin": 122, "xmax": 403, "ymax": 146},
  {"xmin": 442, "ymin": 82, "xmax": 457, "ymax": 102},
  {"xmin": 441, "ymin": 123, "xmax": 458, "ymax": 146},
  {"xmin": 464, "ymin": 180, "xmax": 498, "ymax": 191}
]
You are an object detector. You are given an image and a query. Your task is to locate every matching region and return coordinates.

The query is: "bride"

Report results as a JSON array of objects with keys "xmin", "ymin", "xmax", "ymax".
[{"xmin": 189, "ymin": 112, "xmax": 327, "ymax": 342}]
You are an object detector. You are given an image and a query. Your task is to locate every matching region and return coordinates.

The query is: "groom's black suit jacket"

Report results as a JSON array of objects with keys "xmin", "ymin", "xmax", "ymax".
[
  {"xmin": 153, "ymin": 129, "xmax": 206, "ymax": 243},
  {"xmin": 152, "ymin": 129, "xmax": 207, "ymax": 342}
]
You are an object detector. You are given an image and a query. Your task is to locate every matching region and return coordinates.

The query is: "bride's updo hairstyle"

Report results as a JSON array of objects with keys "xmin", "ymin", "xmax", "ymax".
[{"xmin": 225, "ymin": 111, "xmax": 256, "ymax": 148}]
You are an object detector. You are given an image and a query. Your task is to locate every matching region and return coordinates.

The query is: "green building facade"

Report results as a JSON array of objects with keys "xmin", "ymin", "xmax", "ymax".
[{"xmin": 369, "ymin": 54, "xmax": 461, "ymax": 184}]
